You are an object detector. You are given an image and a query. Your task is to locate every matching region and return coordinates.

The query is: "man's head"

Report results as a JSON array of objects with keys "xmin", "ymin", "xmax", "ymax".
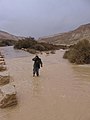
[{"xmin": 35, "ymin": 55, "xmax": 39, "ymax": 58}]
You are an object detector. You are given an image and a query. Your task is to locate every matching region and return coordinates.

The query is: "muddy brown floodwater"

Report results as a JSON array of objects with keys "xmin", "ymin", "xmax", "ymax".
[{"xmin": 0, "ymin": 46, "xmax": 90, "ymax": 120}]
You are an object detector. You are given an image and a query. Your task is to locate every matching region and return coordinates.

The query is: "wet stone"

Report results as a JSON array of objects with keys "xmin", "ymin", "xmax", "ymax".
[
  {"xmin": 0, "ymin": 71, "xmax": 10, "ymax": 85},
  {"xmin": 0, "ymin": 65, "xmax": 7, "ymax": 71},
  {"xmin": 0, "ymin": 58, "xmax": 4, "ymax": 61},
  {"xmin": 0, "ymin": 61, "xmax": 5, "ymax": 65},
  {"xmin": 0, "ymin": 84, "xmax": 17, "ymax": 108}
]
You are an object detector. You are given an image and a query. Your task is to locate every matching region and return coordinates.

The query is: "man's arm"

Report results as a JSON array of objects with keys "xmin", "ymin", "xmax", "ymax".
[{"xmin": 32, "ymin": 57, "xmax": 36, "ymax": 61}]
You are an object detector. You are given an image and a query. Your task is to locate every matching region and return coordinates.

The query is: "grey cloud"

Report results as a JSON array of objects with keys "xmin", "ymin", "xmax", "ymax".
[{"xmin": 0, "ymin": 0, "xmax": 90, "ymax": 38}]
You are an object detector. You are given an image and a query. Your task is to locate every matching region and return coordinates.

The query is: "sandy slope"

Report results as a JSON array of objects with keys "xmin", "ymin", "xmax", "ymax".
[{"xmin": 0, "ymin": 50, "xmax": 90, "ymax": 120}]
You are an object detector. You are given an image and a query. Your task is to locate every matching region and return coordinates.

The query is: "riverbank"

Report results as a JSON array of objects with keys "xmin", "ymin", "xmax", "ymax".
[{"xmin": 0, "ymin": 47, "xmax": 90, "ymax": 120}]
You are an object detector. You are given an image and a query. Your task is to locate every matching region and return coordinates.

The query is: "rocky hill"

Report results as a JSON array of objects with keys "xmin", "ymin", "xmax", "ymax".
[
  {"xmin": 0, "ymin": 30, "xmax": 24, "ymax": 40},
  {"xmin": 39, "ymin": 23, "xmax": 90, "ymax": 45}
]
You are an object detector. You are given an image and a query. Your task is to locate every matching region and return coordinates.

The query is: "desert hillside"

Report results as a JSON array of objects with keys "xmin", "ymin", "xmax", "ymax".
[
  {"xmin": 0, "ymin": 30, "xmax": 24, "ymax": 40},
  {"xmin": 39, "ymin": 23, "xmax": 90, "ymax": 45}
]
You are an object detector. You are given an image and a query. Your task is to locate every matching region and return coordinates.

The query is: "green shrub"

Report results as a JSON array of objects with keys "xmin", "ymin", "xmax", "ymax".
[
  {"xmin": 14, "ymin": 37, "xmax": 62, "ymax": 51},
  {"xmin": 32, "ymin": 44, "xmax": 46, "ymax": 51},
  {"xmin": 14, "ymin": 37, "xmax": 37, "ymax": 49},
  {"xmin": 0, "ymin": 39, "xmax": 16, "ymax": 46},
  {"xmin": 63, "ymin": 39, "xmax": 90, "ymax": 64},
  {"xmin": 27, "ymin": 49, "xmax": 37, "ymax": 54}
]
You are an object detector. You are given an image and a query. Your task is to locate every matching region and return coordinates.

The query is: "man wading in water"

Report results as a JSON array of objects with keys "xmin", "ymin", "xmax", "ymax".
[{"xmin": 32, "ymin": 55, "xmax": 43, "ymax": 77}]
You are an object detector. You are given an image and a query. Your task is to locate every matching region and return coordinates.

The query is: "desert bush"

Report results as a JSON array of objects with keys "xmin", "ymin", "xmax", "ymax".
[
  {"xmin": 0, "ymin": 39, "xmax": 16, "ymax": 46},
  {"xmin": 63, "ymin": 39, "xmax": 90, "ymax": 64},
  {"xmin": 14, "ymin": 37, "xmax": 37, "ymax": 49},
  {"xmin": 27, "ymin": 49, "xmax": 37, "ymax": 54},
  {"xmin": 14, "ymin": 37, "xmax": 62, "ymax": 51},
  {"xmin": 0, "ymin": 65, "xmax": 6, "ymax": 71},
  {"xmin": 32, "ymin": 44, "xmax": 46, "ymax": 51},
  {"xmin": 63, "ymin": 50, "xmax": 69, "ymax": 59},
  {"xmin": 39, "ymin": 42, "xmax": 60, "ymax": 51}
]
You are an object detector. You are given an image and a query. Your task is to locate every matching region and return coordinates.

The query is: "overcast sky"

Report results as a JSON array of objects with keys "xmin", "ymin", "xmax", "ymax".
[{"xmin": 0, "ymin": 0, "xmax": 90, "ymax": 39}]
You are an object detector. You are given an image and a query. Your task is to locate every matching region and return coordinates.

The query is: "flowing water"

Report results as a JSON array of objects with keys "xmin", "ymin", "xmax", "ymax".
[{"xmin": 0, "ymin": 46, "xmax": 90, "ymax": 120}]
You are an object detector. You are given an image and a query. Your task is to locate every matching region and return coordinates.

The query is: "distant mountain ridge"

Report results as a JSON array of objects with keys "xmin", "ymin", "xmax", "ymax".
[
  {"xmin": 39, "ymin": 23, "xmax": 90, "ymax": 45},
  {"xmin": 0, "ymin": 30, "xmax": 24, "ymax": 40}
]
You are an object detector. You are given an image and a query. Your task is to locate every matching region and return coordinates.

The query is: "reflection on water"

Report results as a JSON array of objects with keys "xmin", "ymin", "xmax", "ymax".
[
  {"xmin": 32, "ymin": 77, "xmax": 42, "ymax": 97},
  {"xmin": 0, "ymin": 46, "xmax": 30, "ymax": 59}
]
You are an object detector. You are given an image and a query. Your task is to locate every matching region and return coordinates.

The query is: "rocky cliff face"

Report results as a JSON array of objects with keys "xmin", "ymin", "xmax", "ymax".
[
  {"xmin": 39, "ymin": 23, "xmax": 90, "ymax": 45},
  {"xmin": 0, "ymin": 30, "xmax": 24, "ymax": 40}
]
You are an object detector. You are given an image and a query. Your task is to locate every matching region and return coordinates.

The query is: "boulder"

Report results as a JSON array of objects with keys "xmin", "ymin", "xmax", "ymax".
[
  {"xmin": 0, "ymin": 61, "xmax": 5, "ymax": 65},
  {"xmin": 0, "ymin": 71, "xmax": 10, "ymax": 85},
  {"xmin": 50, "ymin": 50, "xmax": 56, "ymax": 54},
  {"xmin": 0, "ymin": 55, "xmax": 4, "ymax": 58},
  {"xmin": 0, "ymin": 58, "xmax": 4, "ymax": 61},
  {"xmin": 0, "ymin": 65, "xmax": 7, "ymax": 71},
  {"xmin": 0, "ymin": 84, "xmax": 17, "ymax": 108},
  {"xmin": 45, "ymin": 51, "xmax": 50, "ymax": 54}
]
